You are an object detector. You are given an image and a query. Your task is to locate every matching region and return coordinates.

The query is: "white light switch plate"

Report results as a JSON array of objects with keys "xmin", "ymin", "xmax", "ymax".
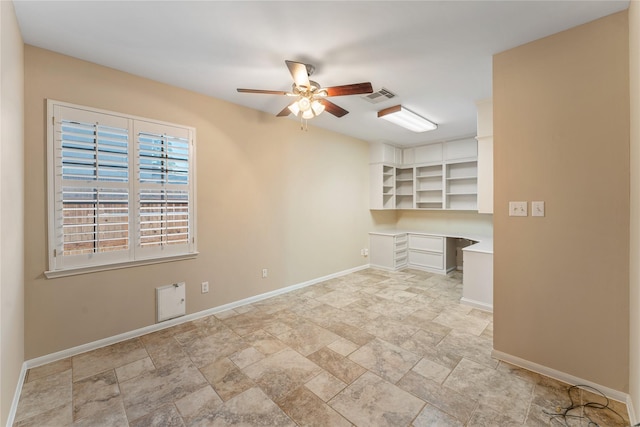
[
  {"xmin": 532, "ymin": 201, "xmax": 545, "ymax": 217},
  {"xmin": 509, "ymin": 201, "xmax": 528, "ymax": 217}
]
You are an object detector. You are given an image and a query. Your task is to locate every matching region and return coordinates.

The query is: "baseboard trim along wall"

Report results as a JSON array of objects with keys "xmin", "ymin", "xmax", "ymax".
[
  {"xmin": 5, "ymin": 363, "xmax": 28, "ymax": 427},
  {"xmin": 6, "ymin": 264, "xmax": 369, "ymax": 427},
  {"xmin": 459, "ymin": 297, "xmax": 493, "ymax": 313},
  {"xmin": 492, "ymin": 349, "xmax": 633, "ymax": 420},
  {"xmin": 627, "ymin": 395, "xmax": 638, "ymax": 426}
]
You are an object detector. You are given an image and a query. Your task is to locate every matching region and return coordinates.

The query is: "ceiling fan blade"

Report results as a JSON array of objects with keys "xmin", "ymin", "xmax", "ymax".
[
  {"xmin": 276, "ymin": 104, "xmax": 293, "ymax": 117},
  {"xmin": 237, "ymin": 88, "xmax": 290, "ymax": 95},
  {"xmin": 320, "ymin": 99, "xmax": 349, "ymax": 118},
  {"xmin": 323, "ymin": 82, "xmax": 373, "ymax": 97},
  {"xmin": 285, "ymin": 60, "xmax": 310, "ymax": 89}
]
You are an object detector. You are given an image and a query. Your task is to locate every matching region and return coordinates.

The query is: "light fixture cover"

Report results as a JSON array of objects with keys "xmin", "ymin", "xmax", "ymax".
[{"xmin": 377, "ymin": 105, "xmax": 437, "ymax": 132}]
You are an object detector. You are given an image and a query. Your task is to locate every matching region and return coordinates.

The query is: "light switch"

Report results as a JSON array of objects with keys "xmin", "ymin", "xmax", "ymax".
[
  {"xmin": 509, "ymin": 201, "xmax": 528, "ymax": 217},
  {"xmin": 532, "ymin": 201, "xmax": 545, "ymax": 217}
]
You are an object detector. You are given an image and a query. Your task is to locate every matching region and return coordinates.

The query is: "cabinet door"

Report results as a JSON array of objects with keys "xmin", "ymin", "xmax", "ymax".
[
  {"xmin": 369, "ymin": 234, "xmax": 396, "ymax": 269},
  {"xmin": 444, "ymin": 139, "xmax": 477, "ymax": 161},
  {"xmin": 408, "ymin": 250, "xmax": 444, "ymax": 270},
  {"xmin": 414, "ymin": 143, "xmax": 442, "ymax": 164},
  {"xmin": 408, "ymin": 235, "xmax": 443, "ymax": 252}
]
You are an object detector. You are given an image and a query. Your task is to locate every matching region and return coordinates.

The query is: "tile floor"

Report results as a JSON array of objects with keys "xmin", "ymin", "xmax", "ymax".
[{"xmin": 13, "ymin": 269, "xmax": 630, "ymax": 426}]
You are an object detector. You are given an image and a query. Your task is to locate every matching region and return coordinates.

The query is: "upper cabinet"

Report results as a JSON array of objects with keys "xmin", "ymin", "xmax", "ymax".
[
  {"xmin": 370, "ymin": 142, "xmax": 402, "ymax": 165},
  {"xmin": 370, "ymin": 139, "xmax": 479, "ymax": 211},
  {"xmin": 476, "ymin": 99, "xmax": 493, "ymax": 214}
]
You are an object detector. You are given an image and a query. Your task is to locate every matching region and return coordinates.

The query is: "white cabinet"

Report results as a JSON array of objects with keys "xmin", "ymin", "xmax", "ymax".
[
  {"xmin": 369, "ymin": 233, "xmax": 408, "ymax": 270},
  {"xmin": 461, "ymin": 249, "xmax": 493, "ymax": 312},
  {"xmin": 370, "ymin": 232, "xmax": 486, "ymax": 277},
  {"xmin": 476, "ymin": 99, "xmax": 493, "ymax": 214},
  {"xmin": 408, "ymin": 235, "xmax": 444, "ymax": 271},
  {"xmin": 415, "ymin": 165, "xmax": 444, "ymax": 209},
  {"xmin": 370, "ymin": 164, "xmax": 395, "ymax": 210},
  {"xmin": 407, "ymin": 234, "xmax": 457, "ymax": 274},
  {"xmin": 444, "ymin": 139, "xmax": 477, "ymax": 162},
  {"xmin": 445, "ymin": 161, "xmax": 478, "ymax": 210},
  {"xmin": 395, "ymin": 167, "xmax": 414, "ymax": 209},
  {"xmin": 370, "ymin": 142, "xmax": 402, "ymax": 165},
  {"xmin": 370, "ymin": 139, "xmax": 479, "ymax": 211},
  {"xmin": 404, "ymin": 143, "xmax": 443, "ymax": 165}
]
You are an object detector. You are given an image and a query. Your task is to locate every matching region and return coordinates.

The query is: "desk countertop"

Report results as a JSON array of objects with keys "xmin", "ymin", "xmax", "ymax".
[{"xmin": 369, "ymin": 230, "xmax": 493, "ymax": 255}]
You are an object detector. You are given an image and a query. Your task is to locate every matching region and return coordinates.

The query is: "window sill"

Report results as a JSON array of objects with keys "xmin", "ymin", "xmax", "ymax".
[{"xmin": 44, "ymin": 252, "xmax": 199, "ymax": 279}]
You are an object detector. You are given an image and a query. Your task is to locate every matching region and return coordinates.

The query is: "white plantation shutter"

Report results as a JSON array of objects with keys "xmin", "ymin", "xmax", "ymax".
[
  {"xmin": 135, "ymin": 122, "xmax": 193, "ymax": 258},
  {"xmin": 48, "ymin": 101, "xmax": 196, "ymax": 274}
]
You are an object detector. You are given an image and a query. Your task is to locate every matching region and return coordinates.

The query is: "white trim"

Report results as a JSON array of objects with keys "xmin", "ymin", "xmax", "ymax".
[
  {"xmin": 44, "ymin": 252, "xmax": 198, "ymax": 279},
  {"xmin": 492, "ymin": 349, "xmax": 630, "ymax": 404},
  {"xmin": 628, "ymin": 394, "xmax": 638, "ymax": 426},
  {"xmin": 26, "ymin": 264, "xmax": 369, "ymax": 369},
  {"xmin": 46, "ymin": 99, "xmax": 197, "ymax": 275},
  {"xmin": 6, "ymin": 362, "xmax": 28, "ymax": 427},
  {"xmin": 459, "ymin": 296, "xmax": 493, "ymax": 312}
]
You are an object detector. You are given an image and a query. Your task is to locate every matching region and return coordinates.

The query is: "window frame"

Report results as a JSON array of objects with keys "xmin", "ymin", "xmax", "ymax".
[{"xmin": 46, "ymin": 100, "xmax": 197, "ymax": 278}]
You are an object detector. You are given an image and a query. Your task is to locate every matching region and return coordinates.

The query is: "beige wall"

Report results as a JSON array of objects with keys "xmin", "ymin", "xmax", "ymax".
[
  {"xmin": 1, "ymin": 1, "xmax": 24, "ymax": 424},
  {"xmin": 494, "ymin": 11, "xmax": 630, "ymax": 392},
  {"xmin": 396, "ymin": 210, "xmax": 493, "ymax": 237},
  {"xmin": 24, "ymin": 46, "xmax": 377, "ymax": 359},
  {"xmin": 629, "ymin": 0, "xmax": 639, "ymax": 419}
]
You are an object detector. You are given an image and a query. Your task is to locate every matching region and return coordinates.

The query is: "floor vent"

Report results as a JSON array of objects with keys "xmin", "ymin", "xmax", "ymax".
[
  {"xmin": 156, "ymin": 282, "xmax": 186, "ymax": 322},
  {"xmin": 362, "ymin": 88, "xmax": 396, "ymax": 104}
]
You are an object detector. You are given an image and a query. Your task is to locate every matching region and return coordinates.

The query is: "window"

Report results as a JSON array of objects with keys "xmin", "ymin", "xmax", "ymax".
[{"xmin": 47, "ymin": 101, "xmax": 196, "ymax": 276}]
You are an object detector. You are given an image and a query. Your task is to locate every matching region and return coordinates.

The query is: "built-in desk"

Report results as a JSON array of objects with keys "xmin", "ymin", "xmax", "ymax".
[{"xmin": 369, "ymin": 230, "xmax": 493, "ymax": 312}]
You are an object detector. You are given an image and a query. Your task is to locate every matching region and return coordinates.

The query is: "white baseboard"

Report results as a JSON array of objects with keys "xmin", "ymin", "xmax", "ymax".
[
  {"xmin": 5, "ymin": 362, "xmax": 28, "ymax": 427},
  {"xmin": 492, "ymin": 350, "xmax": 630, "ymax": 406},
  {"xmin": 4, "ymin": 265, "xmax": 372, "ymax": 427},
  {"xmin": 25, "ymin": 264, "xmax": 369, "ymax": 370},
  {"xmin": 459, "ymin": 297, "xmax": 493, "ymax": 312},
  {"xmin": 628, "ymin": 394, "xmax": 638, "ymax": 426}
]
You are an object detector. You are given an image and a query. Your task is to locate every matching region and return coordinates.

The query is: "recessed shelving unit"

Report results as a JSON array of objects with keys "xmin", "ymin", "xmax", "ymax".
[
  {"xmin": 370, "ymin": 139, "xmax": 480, "ymax": 211},
  {"xmin": 395, "ymin": 167, "xmax": 414, "ymax": 209},
  {"xmin": 446, "ymin": 161, "xmax": 478, "ymax": 210},
  {"xmin": 415, "ymin": 165, "xmax": 443, "ymax": 209},
  {"xmin": 382, "ymin": 165, "xmax": 395, "ymax": 209}
]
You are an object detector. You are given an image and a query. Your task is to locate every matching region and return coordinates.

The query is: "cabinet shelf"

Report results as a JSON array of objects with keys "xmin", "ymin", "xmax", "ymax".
[
  {"xmin": 370, "ymin": 139, "xmax": 479, "ymax": 211},
  {"xmin": 446, "ymin": 176, "xmax": 477, "ymax": 181}
]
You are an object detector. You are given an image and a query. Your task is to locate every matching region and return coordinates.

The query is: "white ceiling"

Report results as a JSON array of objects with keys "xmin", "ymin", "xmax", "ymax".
[{"xmin": 13, "ymin": 1, "xmax": 629, "ymax": 146}]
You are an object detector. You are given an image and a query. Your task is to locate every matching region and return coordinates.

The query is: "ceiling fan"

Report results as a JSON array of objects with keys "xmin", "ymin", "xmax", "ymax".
[{"xmin": 237, "ymin": 60, "xmax": 373, "ymax": 120}]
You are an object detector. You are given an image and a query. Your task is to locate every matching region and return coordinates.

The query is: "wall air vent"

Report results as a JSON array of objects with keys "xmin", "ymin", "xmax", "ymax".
[{"xmin": 362, "ymin": 88, "xmax": 396, "ymax": 104}]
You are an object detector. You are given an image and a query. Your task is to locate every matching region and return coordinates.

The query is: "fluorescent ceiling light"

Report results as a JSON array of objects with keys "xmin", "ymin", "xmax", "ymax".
[{"xmin": 377, "ymin": 105, "xmax": 437, "ymax": 132}]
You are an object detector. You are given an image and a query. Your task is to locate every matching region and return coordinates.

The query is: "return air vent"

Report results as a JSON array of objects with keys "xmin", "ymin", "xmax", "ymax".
[{"xmin": 361, "ymin": 88, "xmax": 396, "ymax": 104}]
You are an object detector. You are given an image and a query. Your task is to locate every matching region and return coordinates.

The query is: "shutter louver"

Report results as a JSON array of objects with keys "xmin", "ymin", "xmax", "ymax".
[
  {"xmin": 62, "ymin": 187, "xmax": 129, "ymax": 255},
  {"xmin": 137, "ymin": 129, "xmax": 191, "ymax": 251},
  {"xmin": 59, "ymin": 115, "xmax": 130, "ymax": 258}
]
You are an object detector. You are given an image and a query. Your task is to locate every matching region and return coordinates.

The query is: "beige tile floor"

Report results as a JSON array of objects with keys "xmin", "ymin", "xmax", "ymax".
[{"xmin": 13, "ymin": 269, "xmax": 630, "ymax": 426}]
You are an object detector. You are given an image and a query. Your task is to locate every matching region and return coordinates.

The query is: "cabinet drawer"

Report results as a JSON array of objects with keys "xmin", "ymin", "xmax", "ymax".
[
  {"xmin": 394, "ymin": 235, "xmax": 408, "ymax": 245},
  {"xmin": 395, "ymin": 253, "xmax": 408, "ymax": 267},
  {"xmin": 408, "ymin": 235, "xmax": 443, "ymax": 252},
  {"xmin": 408, "ymin": 250, "xmax": 443, "ymax": 270}
]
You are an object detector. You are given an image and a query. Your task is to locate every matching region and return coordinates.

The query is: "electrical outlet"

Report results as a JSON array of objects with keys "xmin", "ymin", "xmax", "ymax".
[
  {"xmin": 362, "ymin": 248, "xmax": 369, "ymax": 257},
  {"xmin": 201, "ymin": 281, "xmax": 209, "ymax": 293},
  {"xmin": 509, "ymin": 201, "xmax": 528, "ymax": 217},
  {"xmin": 262, "ymin": 269, "xmax": 268, "ymax": 278}
]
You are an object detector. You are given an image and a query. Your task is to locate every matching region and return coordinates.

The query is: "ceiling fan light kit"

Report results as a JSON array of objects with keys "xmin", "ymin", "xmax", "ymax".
[
  {"xmin": 237, "ymin": 60, "xmax": 373, "ymax": 126},
  {"xmin": 378, "ymin": 105, "xmax": 438, "ymax": 133}
]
